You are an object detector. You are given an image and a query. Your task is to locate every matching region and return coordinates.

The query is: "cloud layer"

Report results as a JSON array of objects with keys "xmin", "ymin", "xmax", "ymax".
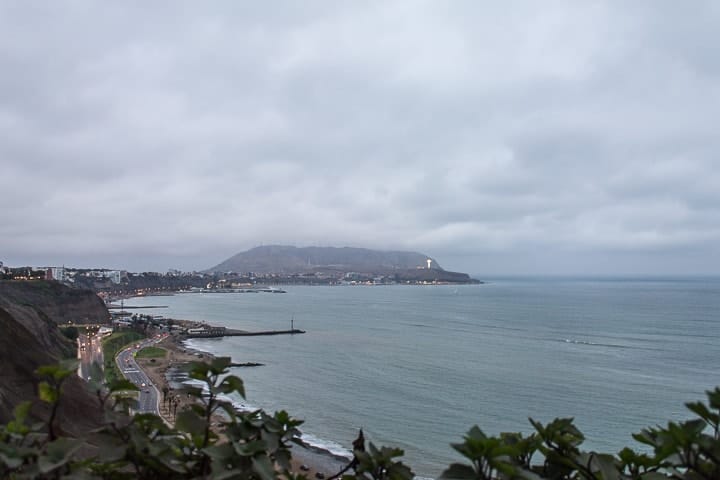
[{"xmin": 2, "ymin": 1, "xmax": 719, "ymax": 274}]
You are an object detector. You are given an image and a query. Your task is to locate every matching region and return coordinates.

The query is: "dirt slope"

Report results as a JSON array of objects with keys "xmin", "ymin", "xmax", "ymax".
[{"xmin": 0, "ymin": 281, "xmax": 106, "ymax": 433}]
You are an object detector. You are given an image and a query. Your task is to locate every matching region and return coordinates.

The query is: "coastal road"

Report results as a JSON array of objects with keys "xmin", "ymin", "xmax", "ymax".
[
  {"xmin": 116, "ymin": 337, "xmax": 165, "ymax": 414},
  {"xmin": 77, "ymin": 333, "xmax": 104, "ymax": 381}
]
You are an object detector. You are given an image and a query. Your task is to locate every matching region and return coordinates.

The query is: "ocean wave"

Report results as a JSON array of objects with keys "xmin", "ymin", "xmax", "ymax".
[
  {"xmin": 229, "ymin": 398, "xmax": 260, "ymax": 413},
  {"xmin": 182, "ymin": 335, "xmax": 452, "ymax": 477},
  {"xmin": 298, "ymin": 432, "xmax": 353, "ymax": 461},
  {"xmin": 183, "ymin": 338, "xmax": 216, "ymax": 354},
  {"xmin": 229, "ymin": 394, "xmax": 353, "ymax": 463},
  {"xmin": 561, "ymin": 338, "xmax": 629, "ymax": 349},
  {"xmin": 170, "ymin": 364, "xmax": 353, "ymax": 464},
  {"xmin": 400, "ymin": 322, "xmax": 435, "ymax": 329}
]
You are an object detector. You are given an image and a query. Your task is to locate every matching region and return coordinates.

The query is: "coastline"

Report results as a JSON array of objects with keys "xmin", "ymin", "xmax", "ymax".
[
  {"xmin": 117, "ymin": 287, "xmax": 477, "ymax": 477},
  {"xmin": 136, "ymin": 333, "xmax": 349, "ymax": 478},
  {"xmin": 117, "ymin": 280, "xmax": 720, "ymax": 479}
]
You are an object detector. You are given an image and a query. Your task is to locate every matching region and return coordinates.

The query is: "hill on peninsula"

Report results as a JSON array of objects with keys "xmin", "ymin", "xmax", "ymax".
[{"xmin": 207, "ymin": 245, "xmax": 442, "ymax": 275}]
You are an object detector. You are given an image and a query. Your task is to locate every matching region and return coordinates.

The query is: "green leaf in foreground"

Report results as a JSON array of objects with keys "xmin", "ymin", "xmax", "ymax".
[
  {"xmin": 217, "ymin": 374, "xmax": 245, "ymax": 398},
  {"xmin": 107, "ymin": 378, "xmax": 140, "ymax": 393},
  {"xmin": 1, "ymin": 357, "xmax": 719, "ymax": 479},
  {"xmin": 37, "ymin": 437, "xmax": 83, "ymax": 473},
  {"xmin": 38, "ymin": 382, "xmax": 58, "ymax": 404}
]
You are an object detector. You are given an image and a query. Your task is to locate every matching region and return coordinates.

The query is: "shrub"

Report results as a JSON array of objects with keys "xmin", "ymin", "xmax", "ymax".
[
  {"xmin": 0, "ymin": 359, "xmax": 718, "ymax": 480},
  {"xmin": 59, "ymin": 326, "xmax": 79, "ymax": 341}
]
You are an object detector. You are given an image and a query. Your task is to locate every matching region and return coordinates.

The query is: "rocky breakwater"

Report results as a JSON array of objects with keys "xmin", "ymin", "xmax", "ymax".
[{"xmin": 0, "ymin": 280, "xmax": 106, "ymax": 434}]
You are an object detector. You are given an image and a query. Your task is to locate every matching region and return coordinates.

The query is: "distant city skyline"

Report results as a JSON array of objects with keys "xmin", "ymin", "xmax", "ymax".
[{"xmin": 2, "ymin": 2, "xmax": 719, "ymax": 275}]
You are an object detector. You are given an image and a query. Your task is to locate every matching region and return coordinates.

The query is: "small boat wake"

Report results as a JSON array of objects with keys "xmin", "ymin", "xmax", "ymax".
[{"xmin": 561, "ymin": 338, "xmax": 630, "ymax": 349}]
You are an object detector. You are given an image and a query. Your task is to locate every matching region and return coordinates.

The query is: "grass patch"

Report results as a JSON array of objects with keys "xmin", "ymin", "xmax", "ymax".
[
  {"xmin": 136, "ymin": 346, "xmax": 166, "ymax": 358},
  {"xmin": 102, "ymin": 331, "xmax": 145, "ymax": 385}
]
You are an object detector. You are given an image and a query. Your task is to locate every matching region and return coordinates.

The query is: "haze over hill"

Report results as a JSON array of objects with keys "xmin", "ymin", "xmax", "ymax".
[{"xmin": 207, "ymin": 246, "xmax": 442, "ymax": 275}]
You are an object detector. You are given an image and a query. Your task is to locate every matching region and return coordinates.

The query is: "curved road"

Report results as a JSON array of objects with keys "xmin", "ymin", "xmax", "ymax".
[{"xmin": 116, "ymin": 336, "xmax": 166, "ymax": 414}]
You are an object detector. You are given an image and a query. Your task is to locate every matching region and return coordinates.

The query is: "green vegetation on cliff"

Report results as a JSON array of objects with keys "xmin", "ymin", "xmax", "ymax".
[
  {"xmin": 135, "ymin": 346, "xmax": 166, "ymax": 358},
  {"xmin": 101, "ymin": 331, "xmax": 144, "ymax": 385}
]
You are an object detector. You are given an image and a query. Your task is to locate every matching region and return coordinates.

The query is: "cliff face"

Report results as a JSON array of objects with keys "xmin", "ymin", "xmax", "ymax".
[
  {"xmin": 0, "ymin": 280, "xmax": 110, "ymax": 325},
  {"xmin": 0, "ymin": 281, "xmax": 105, "ymax": 432}
]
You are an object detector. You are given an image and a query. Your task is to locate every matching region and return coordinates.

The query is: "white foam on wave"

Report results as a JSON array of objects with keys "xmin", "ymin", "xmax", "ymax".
[
  {"xmin": 299, "ymin": 432, "xmax": 353, "ymax": 460},
  {"xmin": 227, "ymin": 396, "xmax": 352, "ymax": 461},
  {"xmin": 182, "ymin": 338, "xmax": 213, "ymax": 354},
  {"xmin": 565, "ymin": 338, "xmax": 595, "ymax": 345},
  {"xmin": 225, "ymin": 398, "xmax": 353, "ymax": 462},
  {"xmin": 230, "ymin": 398, "xmax": 260, "ymax": 413},
  {"xmin": 563, "ymin": 338, "xmax": 629, "ymax": 349}
]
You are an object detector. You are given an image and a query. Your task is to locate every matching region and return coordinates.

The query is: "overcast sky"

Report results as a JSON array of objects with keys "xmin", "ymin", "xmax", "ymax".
[{"xmin": 2, "ymin": 1, "xmax": 719, "ymax": 275}]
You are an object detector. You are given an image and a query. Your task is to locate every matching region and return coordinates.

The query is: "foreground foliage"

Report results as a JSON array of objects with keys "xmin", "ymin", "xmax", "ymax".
[{"xmin": 0, "ymin": 359, "xmax": 718, "ymax": 480}]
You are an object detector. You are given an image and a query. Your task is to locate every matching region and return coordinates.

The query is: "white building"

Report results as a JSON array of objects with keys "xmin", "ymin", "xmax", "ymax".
[
  {"xmin": 88, "ymin": 270, "xmax": 122, "ymax": 284},
  {"xmin": 107, "ymin": 270, "xmax": 122, "ymax": 284},
  {"xmin": 49, "ymin": 266, "xmax": 66, "ymax": 282}
]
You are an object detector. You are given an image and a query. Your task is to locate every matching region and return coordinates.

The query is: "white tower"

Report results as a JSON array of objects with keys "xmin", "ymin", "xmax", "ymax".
[{"xmin": 426, "ymin": 259, "xmax": 432, "ymax": 269}]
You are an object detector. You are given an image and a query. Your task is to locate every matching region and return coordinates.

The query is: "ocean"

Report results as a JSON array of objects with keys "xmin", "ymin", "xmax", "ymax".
[{"xmin": 126, "ymin": 277, "xmax": 720, "ymax": 478}]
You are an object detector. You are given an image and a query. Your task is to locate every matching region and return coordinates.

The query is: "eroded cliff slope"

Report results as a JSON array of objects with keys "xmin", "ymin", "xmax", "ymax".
[{"xmin": 0, "ymin": 281, "xmax": 106, "ymax": 433}]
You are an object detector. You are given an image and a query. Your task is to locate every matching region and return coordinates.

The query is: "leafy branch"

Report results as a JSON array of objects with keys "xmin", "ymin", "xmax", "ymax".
[{"xmin": 1, "ymin": 359, "xmax": 718, "ymax": 480}]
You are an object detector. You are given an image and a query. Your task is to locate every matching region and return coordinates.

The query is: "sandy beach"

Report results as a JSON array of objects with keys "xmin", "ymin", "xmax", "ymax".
[{"xmin": 134, "ymin": 333, "xmax": 348, "ymax": 479}]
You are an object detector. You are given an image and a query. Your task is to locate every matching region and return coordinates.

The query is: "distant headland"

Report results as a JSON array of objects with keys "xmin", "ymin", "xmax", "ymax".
[
  {"xmin": 0, "ymin": 246, "xmax": 480, "ymax": 295},
  {"xmin": 206, "ymin": 245, "xmax": 480, "ymax": 285}
]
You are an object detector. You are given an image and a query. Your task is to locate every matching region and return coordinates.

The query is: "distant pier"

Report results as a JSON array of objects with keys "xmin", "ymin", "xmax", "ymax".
[
  {"xmin": 224, "ymin": 329, "xmax": 306, "ymax": 337},
  {"xmin": 184, "ymin": 327, "xmax": 305, "ymax": 338},
  {"xmin": 107, "ymin": 305, "xmax": 168, "ymax": 309}
]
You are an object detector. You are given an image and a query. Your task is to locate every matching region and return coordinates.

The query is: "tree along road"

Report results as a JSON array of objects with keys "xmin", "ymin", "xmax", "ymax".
[{"xmin": 115, "ymin": 336, "xmax": 167, "ymax": 415}]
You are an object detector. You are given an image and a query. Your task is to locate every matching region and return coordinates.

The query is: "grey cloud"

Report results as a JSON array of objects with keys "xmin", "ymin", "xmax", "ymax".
[{"xmin": 2, "ymin": 1, "xmax": 719, "ymax": 274}]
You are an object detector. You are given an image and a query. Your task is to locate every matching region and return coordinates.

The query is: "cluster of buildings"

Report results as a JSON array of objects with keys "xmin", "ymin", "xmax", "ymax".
[
  {"xmin": 0, "ymin": 264, "xmax": 127, "ymax": 284},
  {"xmin": 111, "ymin": 312, "xmax": 226, "ymax": 338},
  {"xmin": 2, "ymin": 257, "xmax": 475, "ymax": 290},
  {"xmin": 0, "ymin": 263, "xmax": 46, "ymax": 281}
]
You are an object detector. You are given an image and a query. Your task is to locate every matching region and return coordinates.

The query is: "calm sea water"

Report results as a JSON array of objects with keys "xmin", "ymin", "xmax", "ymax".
[{"xmin": 127, "ymin": 277, "xmax": 720, "ymax": 478}]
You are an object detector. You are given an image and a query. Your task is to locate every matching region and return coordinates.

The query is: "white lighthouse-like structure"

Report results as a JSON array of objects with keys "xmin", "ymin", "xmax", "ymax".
[{"xmin": 426, "ymin": 258, "xmax": 432, "ymax": 269}]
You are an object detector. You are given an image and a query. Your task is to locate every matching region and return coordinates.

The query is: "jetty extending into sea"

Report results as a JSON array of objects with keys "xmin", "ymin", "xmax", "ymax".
[{"xmin": 184, "ymin": 326, "xmax": 305, "ymax": 338}]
